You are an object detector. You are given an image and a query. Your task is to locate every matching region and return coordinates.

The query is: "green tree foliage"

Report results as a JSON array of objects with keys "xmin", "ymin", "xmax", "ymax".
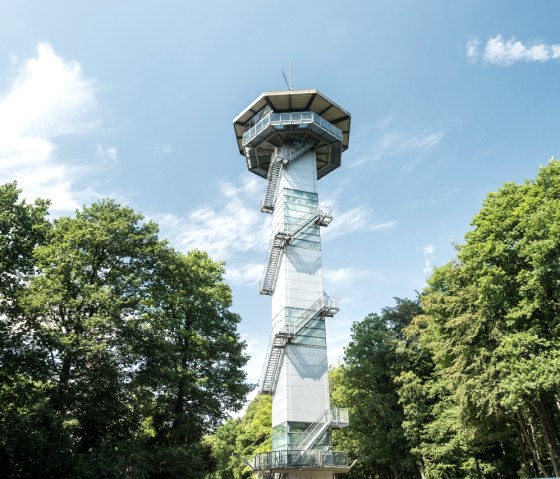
[
  {"xmin": 397, "ymin": 160, "xmax": 560, "ymax": 478},
  {"xmin": 331, "ymin": 298, "xmax": 423, "ymax": 479},
  {"xmin": 0, "ymin": 186, "xmax": 250, "ymax": 479},
  {"xmin": 206, "ymin": 394, "xmax": 271, "ymax": 479}
]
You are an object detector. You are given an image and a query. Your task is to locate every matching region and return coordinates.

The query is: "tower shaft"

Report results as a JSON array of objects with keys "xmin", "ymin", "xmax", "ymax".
[{"xmin": 271, "ymin": 150, "xmax": 330, "ymax": 449}]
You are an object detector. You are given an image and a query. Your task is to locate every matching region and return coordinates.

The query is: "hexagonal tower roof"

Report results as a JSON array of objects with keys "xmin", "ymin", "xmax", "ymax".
[{"xmin": 233, "ymin": 90, "xmax": 351, "ymax": 179}]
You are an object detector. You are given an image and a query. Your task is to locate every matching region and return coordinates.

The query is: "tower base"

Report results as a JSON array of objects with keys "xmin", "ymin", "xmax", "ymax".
[
  {"xmin": 253, "ymin": 450, "xmax": 351, "ymax": 479},
  {"xmin": 258, "ymin": 471, "xmax": 348, "ymax": 479}
]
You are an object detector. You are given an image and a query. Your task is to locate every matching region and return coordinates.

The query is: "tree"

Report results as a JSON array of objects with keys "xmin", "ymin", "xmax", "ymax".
[
  {"xmin": 0, "ymin": 183, "xmax": 51, "ymax": 477},
  {"xmin": 137, "ymin": 248, "xmax": 251, "ymax": 479},
  {"xmin": 206, "ymin": 394, "xmax": 271, "ymax": 479},
  {"xmin": 0, "ymin": 182, "xmax": 50, "ymax": 308},
  {"xmin": 401, "ymin": 160, "xmax": 560, "ymax": 478},
  {"xmin": 331, "ymin": 298, "xmax": 422, "ymax": 479},
  {"xmin": 0, "ymin": 192, "xmax": 251, "ymax": 479}
]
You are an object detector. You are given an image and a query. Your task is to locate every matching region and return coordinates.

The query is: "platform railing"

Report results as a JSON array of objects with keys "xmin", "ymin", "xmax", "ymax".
[
  {"xmin": 253, "ymin": 449, "xmax": 349, "ymax": 470},
  {"xmin": 243, "ymin": 111, "xmax": 342, "ymax": 145}
]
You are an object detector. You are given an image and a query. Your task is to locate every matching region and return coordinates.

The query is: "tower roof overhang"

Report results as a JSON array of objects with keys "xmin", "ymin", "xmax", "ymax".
[{"xmin": 233, "ymin": 89, "xmax": 351, "ymax": 156}]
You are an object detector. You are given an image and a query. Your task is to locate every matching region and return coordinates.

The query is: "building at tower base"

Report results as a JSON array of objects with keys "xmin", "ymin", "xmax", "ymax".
[{"xmin": 233, "ymin": 90, "xmax": 351, "ymax": 479}]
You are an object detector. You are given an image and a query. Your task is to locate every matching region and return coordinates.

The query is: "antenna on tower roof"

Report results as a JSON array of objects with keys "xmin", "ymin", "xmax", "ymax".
[
  {"xmin": 282, "ymin": 70, "xmax": 290, "ymax": 90},
  {"xmin": 282, "ymin": 62, "xmax": 293, "ymax": 90},
  {"xmin": 290, "ymin": 62, "xmax": 293, "ymax": 90}
]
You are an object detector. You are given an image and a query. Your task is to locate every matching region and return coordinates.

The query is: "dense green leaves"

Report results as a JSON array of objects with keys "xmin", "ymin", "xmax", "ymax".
[
  {"xmin": 206, "ymin": 395, "xmax": 271, "ymax": 479},
  {"xmin": 0, "ymin": 186, "xmax": 250, "ymax": 479},
  {"xmin": 396, "ymin": 160, "xmax": 560, "ymax": 478},
  {"xmin": 331, "ymin": 299, "xmax": 423, "ymax": 479}
]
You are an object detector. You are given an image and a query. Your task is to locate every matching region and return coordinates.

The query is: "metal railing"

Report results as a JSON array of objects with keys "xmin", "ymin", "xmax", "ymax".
[
  {"xmin": 293, "ymin": 407, "xmax": 349, "ymax": 452},
  {"xmin": 284, "ymin": 293, "xmax": 340, "ymax": 337},
  {"xmin": 253, "ymin": 449, "xmax": 349, "ymax": 470},
  {"xmin": 243, "ymin": 111, "xmax": 343, "ymax": 145},
  {"xmin": 331, "ymin": 407, "xmax": 349, "ymax": 426}
]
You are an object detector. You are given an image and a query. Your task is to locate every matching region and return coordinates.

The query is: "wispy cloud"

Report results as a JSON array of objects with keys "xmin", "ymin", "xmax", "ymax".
[
  {"xmin": 156, "ymin": 175, "xmax": 270, "ymax": 261},
  {"xmin": 155, "ymin": 143, "xmax": 173, "ymax": 157},
  {"xmin": 324, "ymin": 205, "xmax": 396, "ymax": 240},
  {"xmin": 466, "ymin": 38, "xmax": 481, "ymax": 63},
  {"xmin": 466, "ymin": 35, "xmax": 560, "ymax": 66},
  {"xmin": 324, "ymin": 267, "xmax": 370, "ymax": 285},
  {"xmin": 349, "ymin": 117, "xmax": 444, "ymax": 172},
  {"xmin": 422, "ymin": 244, "xmax": 434, "ymax": 274},
  {"xmin": 96, "ymin": 144, "xmax": 118, "ymax": 163},
  {"xmin": 0, "ymin": 43, "xmax": 102, "ymax": 211},
  {"xmin": 225, "ymin": 262, "xmax": 263, "ymax": 286}
]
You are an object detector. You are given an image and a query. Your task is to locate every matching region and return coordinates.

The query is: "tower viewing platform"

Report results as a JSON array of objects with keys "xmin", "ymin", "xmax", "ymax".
[{"xmin": 234, "ymin": 89, "xmax": 351, "ymax": 479}]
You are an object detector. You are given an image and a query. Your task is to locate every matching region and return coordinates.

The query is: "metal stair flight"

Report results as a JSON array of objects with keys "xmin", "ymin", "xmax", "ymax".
[
  {"xmin": 260, "ymin": 207, "xmax": 332, "ymax": 296},
  {"xmin": 259, "ymin": 294, "xmax": 339, "ymax": 394},
  {"xmin": 294, "ymin": 408, "xmax": 349, "ymax": 452},
  {"xmin": 260, "ymin": 140, "xmax": 314, "ymax": 213}
]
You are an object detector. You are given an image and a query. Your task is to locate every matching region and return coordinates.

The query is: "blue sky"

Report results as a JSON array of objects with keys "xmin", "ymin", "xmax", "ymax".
[{"xmin": 1, "ymin": 1, "xmax": 560, "ymax": 393}]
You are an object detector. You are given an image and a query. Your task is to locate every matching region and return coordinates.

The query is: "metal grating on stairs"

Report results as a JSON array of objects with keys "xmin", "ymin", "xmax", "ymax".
[
  {"xmin": 293, "ymin": 407, "xmax": 350, "ymax": 452},
  {"xmin": 260, "ymin": 140, "xmax": 314, "ymax": 214},
  {"xmin": 260, "ymin": 332, "xmax": 291, "ymax": 394},
  {"xmin": 259, "ymin": 207, "xmax": 333, "ymax": 296},
  {"xmin": 259, "ymin": 232, "xmax": 289, "ymax": 295},
  {"xmin": 261, "ymin": 160, "xmax": 283, "ymax": 213},
  {"xmin": 294, "ymin": 410, "xmax": 330, "ymax": 452},
  {"xmin": 259, "ymin": 293, "xmax": 339, "ymax": 394}
]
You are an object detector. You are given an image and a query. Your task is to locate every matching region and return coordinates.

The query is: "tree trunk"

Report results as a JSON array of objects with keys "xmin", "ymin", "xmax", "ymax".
[
  {"xmin": 46, "ymin": 350, "xmax": 72, "ymax": 477},
  {"xmin": 517, "ymin": 410, "xmax": 549, "ymax": 477},
  {"xmin": 516, "ymin": 421, "xmax": 536, "ymax": 478},
  {"xmin": 417, "ymin": 457, "xmax": 425, "ymax": 479},
  {"xmin": 475, "ymin": 456, "xmax": 482, "ymax": 479},
  {"xmin": 531, "ymin": 399, "xmax": 560, "ymax": 477}
]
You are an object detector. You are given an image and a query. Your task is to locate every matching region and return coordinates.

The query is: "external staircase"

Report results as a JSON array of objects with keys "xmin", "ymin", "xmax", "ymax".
[
  {"xmin": 259, "ymin": 294, "xmax": 340, "ymax": 394},
  {"xmin": 293, "ymin": 407, "xmax": 349, "ymax": 452},
  {"xmin": 259, "ymin": 206, "xmax": 332, "ymax": 295},
  {"xmin": 260, "ymin": 139, "xmax": 314, "ymax": 213}
]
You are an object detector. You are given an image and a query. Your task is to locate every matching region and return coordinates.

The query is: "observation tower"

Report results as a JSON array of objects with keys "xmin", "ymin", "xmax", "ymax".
[{"xmin": 234, "ymin": 90, "xmax": 351, "ymax": 478}]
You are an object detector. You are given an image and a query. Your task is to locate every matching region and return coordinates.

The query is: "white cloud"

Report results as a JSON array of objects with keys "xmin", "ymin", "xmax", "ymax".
[
  {"xmin": 97, "ymin": 144, "xmax": 118, "ymax": 162},
  {"xmin": 324, "ymin": 205, "xmax": 369, "ymax": 240},
  {"xmin": 372, "ymin": 220, "xmax": 397, "ymax": 231},
  {"xmin": 466, "ymin": 38, "xmax": 481, "ymax": 63},
  {"xmin": 0, "ymin": 43, "xmax": 100, "ymax": 211},
  {"xmin": 156, "ymin": 175, "xmax": 270, "ymax": 261},
  {"xmin": 155, "ymin": 143, "xmax": 173, "ymax": 156},
  {"xmin": 423, "ymin": 244, "xmax": 434, "ymax": 274},
  {"xmin": 350, "ymin": 121, "xmax": 444, "ymax": 172},
  {"xmin": 324, "ymin": 205, "xmax": 396, "ymax": 240},
  {"xmin": 326, "ymin": 314, "xmax": 354, "ymax": 365},
  {"xmin": 467, "ymin": 35, "xmax": 560, "ymax": 66},
  {"xmin": 225, "ymin": 262, "xmax": 263, "ymax": 285},
  {"xmin": 324, "ymin": 267, "xmax": 370, "ymax": 285}
]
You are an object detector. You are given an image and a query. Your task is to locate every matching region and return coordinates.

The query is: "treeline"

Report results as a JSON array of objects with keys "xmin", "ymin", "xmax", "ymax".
[
  {"xmin": 0, "ymin": 183, "xmax": 251, "ymax": 479},
  {"xmin": 209, "ymin": 160, "xmax": 560, "ymax": 479}
]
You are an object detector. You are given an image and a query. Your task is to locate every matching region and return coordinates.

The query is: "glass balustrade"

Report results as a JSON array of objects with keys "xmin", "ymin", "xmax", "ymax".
[
  {"xmin": 242, "ymin": 111, "xmax": 342, "ymax": 144},
  {"xmin": 253, "ymin": 449, "xmax": 349, "ymax": 470}
]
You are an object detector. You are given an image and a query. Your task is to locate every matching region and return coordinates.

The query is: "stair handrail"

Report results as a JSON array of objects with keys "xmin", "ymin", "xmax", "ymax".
[
  {"xmin": 258, "ymin": 335, "xmax": 276, "ymax": 392},
  {"xmin": 259, "ymin": 333, "xmax": 290, "ymax": 393},
  {"xmin": 284, "ymin": 293, "xmax": 327, "ymax": 337},
  {"xmin": 294, "ymin": 409, "xmax": 331, "ymax": 452},
  {"xmin": 259, "ymin": 232, "xmax": 289, "ymax": 294},
  {"xmin": 285, "ymin": 205, "xmax": 331, "ymax": 242}
]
